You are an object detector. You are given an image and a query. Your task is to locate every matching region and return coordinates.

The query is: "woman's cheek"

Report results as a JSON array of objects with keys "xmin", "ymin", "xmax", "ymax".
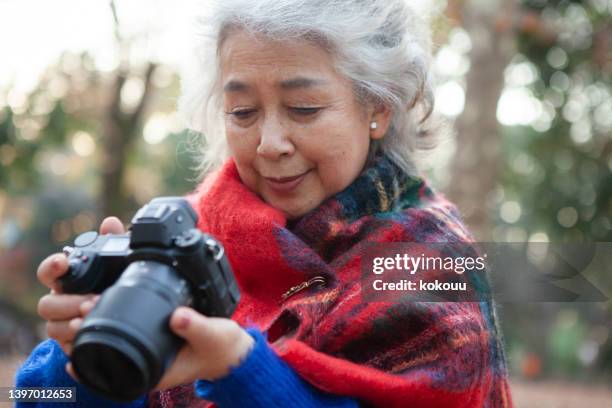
[{"xmin": 227, "ymin": 132, "xmax": 255, "ymax": 159}]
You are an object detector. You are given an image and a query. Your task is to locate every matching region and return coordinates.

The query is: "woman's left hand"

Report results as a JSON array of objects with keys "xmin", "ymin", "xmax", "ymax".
[
  {"xmin": 67, "ymin": 306, "xmax": 254, "ymax": 391},
  {"xmin": 154, "ymin": 307, "xmax": 255, "ymax": 389}
]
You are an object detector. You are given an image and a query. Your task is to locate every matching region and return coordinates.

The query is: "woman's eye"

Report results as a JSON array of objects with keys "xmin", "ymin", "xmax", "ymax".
[
  {"xmin": 227, "ymin": 109, "xmax": 257, "ymax": 119},
  {"xmin": 290, "ymin": 107, "xmax": 321, "ymax": 115}
]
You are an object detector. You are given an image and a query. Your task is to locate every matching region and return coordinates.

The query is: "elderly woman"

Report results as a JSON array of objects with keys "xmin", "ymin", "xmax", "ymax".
[{"xmin": 16, "ymin": 0, "xmax": 513, "ymax": 407}]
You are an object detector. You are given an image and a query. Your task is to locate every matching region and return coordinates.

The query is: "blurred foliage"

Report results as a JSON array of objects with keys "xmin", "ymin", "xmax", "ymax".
[
  {"xmin": 0, "ymin": 51, "xmax": 198, "ymax": 326},
  {"xmin": 496, "ymin": 0, "xmax": 612, "ymax": 384},
  {"xmin": 500, "ymin": 0, "xmax": 612, "ymax": 243}
]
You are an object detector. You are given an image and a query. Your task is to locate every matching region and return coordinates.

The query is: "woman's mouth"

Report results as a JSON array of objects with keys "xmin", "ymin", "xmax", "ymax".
[{"xmin": 263, "ymin": 170, "xmax": 311, "ymax": 192}]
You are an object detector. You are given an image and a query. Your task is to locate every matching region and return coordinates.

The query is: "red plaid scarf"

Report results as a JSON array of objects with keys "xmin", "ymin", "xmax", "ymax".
[{"xmin": 149, "ymin": 154, "xmax": 513, "ymax": 407}]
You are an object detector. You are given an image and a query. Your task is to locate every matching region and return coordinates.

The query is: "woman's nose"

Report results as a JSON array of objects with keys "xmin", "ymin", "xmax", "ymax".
[{"xmin": 256, "ymin": 117, "xmax": 295, "ymax": 159}]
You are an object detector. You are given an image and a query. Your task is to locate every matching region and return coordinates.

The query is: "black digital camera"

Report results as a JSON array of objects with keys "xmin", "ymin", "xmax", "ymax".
[{"xmin": 59, "ymin": 197, "xmax": 240, "ymax": 402}]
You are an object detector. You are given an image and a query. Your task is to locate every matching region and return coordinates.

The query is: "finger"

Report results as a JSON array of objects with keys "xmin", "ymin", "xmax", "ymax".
[
  {"xmin": 69, "ymin": 317, "xmax": 84, "ymax": 333},
  {"xmin": 46, "ymin": 318, "xmax": 81, "ymax": 342},
  {"xmin": 99, "ymin": 216, "xmax": 125, "ymax": 235},
  {"xmin": 38, "ymin": 294, "xmax": 95, "ymax": 321},
  {"xmin": 79, "ymin": 295, "xmax": 100, "ymax": 316},
  {"xmin": 37, "ymin": 254, "xmax": 69, "ymax": 291},
  {"xmin": 66, "ymin": 363, "xmax": 80, "ymax": 382},
  {"xmin": 169, "ymin": 307, "xmax": 240, "ymax": 343},
  {"xmin": 169, "ymin": 307, "xmax": 208, "ymax": 339},
  {"xmin": 60, "ymin": 341, "xmax": 73, "ymax": 356}
]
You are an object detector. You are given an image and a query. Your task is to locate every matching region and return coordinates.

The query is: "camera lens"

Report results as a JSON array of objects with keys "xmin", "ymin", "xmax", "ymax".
[
  {"xmin": 71, "ymin": 261, "xmax": 191, "ymax": 402},
  {"xmin": 71, "ymin": 331, "xmax": 148, "ymax": 401}
]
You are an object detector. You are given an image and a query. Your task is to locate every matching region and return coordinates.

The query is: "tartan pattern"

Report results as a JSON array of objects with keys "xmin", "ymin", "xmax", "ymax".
[{"xmin": 148, "ymin": 154, "xmax": 513, "ymax": 408}]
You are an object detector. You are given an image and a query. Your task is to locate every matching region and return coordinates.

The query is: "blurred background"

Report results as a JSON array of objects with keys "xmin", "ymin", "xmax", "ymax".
[{"xmin": 0, "ymin": 0, "xmax": 611, "ymax": 406}]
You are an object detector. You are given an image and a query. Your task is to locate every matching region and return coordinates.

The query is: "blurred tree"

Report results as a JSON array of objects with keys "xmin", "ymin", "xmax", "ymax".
[
  {"xmin": 506, "ymin": 0, "xmax": 612, "ymax": 243},
  {"xmin": 100, "ymin": 1, "xmax": 158, "ymax": 218},
  {"xmin": 0, "ymin": 3, "xmax": 197, "ymax": 339},
  {"xmin": 444, "ymin": 0, "xmax": 611, "ymax": 244},
  {"xmin": 438, "ymin": 0, "xmax": 611, "ymax": 383},
  {"xmin": 446, "ymin": 0, "xmax": 518, "ymax": 240},
  {"xmin": 496, "ymin": 0, "xmax": 611, "ymax": 383}
]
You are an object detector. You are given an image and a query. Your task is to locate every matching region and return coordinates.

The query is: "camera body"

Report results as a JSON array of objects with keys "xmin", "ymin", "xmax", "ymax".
[{"xmin": 59, "ymin": 197, "xmax": 240, "ymax": 401}]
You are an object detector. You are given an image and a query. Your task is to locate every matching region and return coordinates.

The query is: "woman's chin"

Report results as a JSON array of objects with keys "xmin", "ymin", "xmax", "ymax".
[
  {"xmin": 259, "ymin": 186, "xmax": 323, "ymax": 221},
  {"xmin": 277, "ymin": 203, "xmax": 309, "ymax": 221},
  {"xmin": 263, "ymin": 196, "xmax": 316, "ymax": 221}
]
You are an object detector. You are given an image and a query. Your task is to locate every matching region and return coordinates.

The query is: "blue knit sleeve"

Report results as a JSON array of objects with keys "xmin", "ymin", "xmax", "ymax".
[
  {"xmin": 194, "ymin": 328, "xmax": 360, "ymax": 407},
  {"xmin": 14, "ymin": 339, "xmax": 147, "ymax": 408}
]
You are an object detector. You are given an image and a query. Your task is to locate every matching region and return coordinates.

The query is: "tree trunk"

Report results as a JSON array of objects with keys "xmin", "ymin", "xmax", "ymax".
[
  {"xmin": 97, "ymin": 1, "xmax": 157, "ymax": 221},
  {"xmin": 99, "ymin": 63, "xmax": 157, "ymax": 220},
  {"xmin": 446, "ymin": 0, "xmax": 517, "ymax": 240}
]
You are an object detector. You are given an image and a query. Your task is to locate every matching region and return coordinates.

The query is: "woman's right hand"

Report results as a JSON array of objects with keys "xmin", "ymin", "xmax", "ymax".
[{"xmin": 36, "ymin": 216, "xmax": 126, "ymax": 356}]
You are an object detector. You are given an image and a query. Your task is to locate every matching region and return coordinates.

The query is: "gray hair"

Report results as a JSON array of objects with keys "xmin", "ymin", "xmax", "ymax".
[{"xmin": 179, "ymin": 0, "xmax": 442, "ymax": 178}]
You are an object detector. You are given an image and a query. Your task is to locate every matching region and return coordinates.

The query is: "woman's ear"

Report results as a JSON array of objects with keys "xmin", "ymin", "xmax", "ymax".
[{"xmin": 369, "ymin": 104, "xmax": 393, "ymax": 140}]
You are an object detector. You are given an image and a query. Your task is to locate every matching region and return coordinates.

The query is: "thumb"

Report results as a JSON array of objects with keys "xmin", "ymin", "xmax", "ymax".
[
  {"xmin": 169, "ymin": 307, "xmax": 211, "ymax": 342},
  {"xmin": 99, "ymin": 216, "xmax": 125, "ymax": 235}
]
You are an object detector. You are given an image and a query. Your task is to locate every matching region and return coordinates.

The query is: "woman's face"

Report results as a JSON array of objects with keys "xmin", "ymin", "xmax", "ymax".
[{"xmin": 220, "ymin": 31, "xmax": 387, "ymax": 219}]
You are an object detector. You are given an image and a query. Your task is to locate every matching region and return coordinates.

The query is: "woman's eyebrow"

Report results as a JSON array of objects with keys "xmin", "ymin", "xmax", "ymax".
[
  {"xmin": 223, "ymin": 80, "xmax": 250, "ymax": 93},
  {"xmin": 279, "ymin": 77, "xmax": 328, "ymax": 90},
  {"xmin": 222, "ymin": 77, "xmax": 328, "ymax": 93}
]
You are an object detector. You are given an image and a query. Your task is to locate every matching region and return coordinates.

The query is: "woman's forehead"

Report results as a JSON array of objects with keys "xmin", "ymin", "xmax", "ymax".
[{"xmin": 219, "ymin": 31, "xmax": 339, "ymax": 82}]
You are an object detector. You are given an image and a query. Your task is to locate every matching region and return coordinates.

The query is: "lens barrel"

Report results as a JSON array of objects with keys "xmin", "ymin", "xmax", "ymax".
[{"xmin": 71, "ymin": 261, "xmax": 191, "ymax": 402}]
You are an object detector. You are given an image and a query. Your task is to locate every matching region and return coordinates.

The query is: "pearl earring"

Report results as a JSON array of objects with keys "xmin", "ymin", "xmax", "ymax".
[{"xmin": 370, "ymin": 121, "xmax": 378, "ymax": 130}]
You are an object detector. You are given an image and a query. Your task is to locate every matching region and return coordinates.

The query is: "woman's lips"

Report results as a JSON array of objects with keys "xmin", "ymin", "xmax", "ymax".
[{"xmin": 264, "ymin": 170, "xmax": 311, "ymax": 192}]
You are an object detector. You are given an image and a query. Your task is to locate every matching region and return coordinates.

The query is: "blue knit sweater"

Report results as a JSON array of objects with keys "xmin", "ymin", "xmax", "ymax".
[{"xmin": 15, "ymin": 328, "xmax": 359, "ymax": 407}]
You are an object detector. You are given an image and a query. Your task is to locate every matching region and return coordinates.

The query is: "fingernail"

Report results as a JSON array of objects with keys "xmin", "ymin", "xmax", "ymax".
[
  {"xmin": 175, "ymin": 310, "xmax": 191, "ymax": 330},
  {"xmin": 69, "ymin": 318, "xmax": 83, "ymax": 331},
  {"xmin": 51, "ymin": 256, "xmax": 61, "ymax": 268},
  {"xmin": 80, "ymin": 302, "xmax": 92, "ymax": 314}
]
